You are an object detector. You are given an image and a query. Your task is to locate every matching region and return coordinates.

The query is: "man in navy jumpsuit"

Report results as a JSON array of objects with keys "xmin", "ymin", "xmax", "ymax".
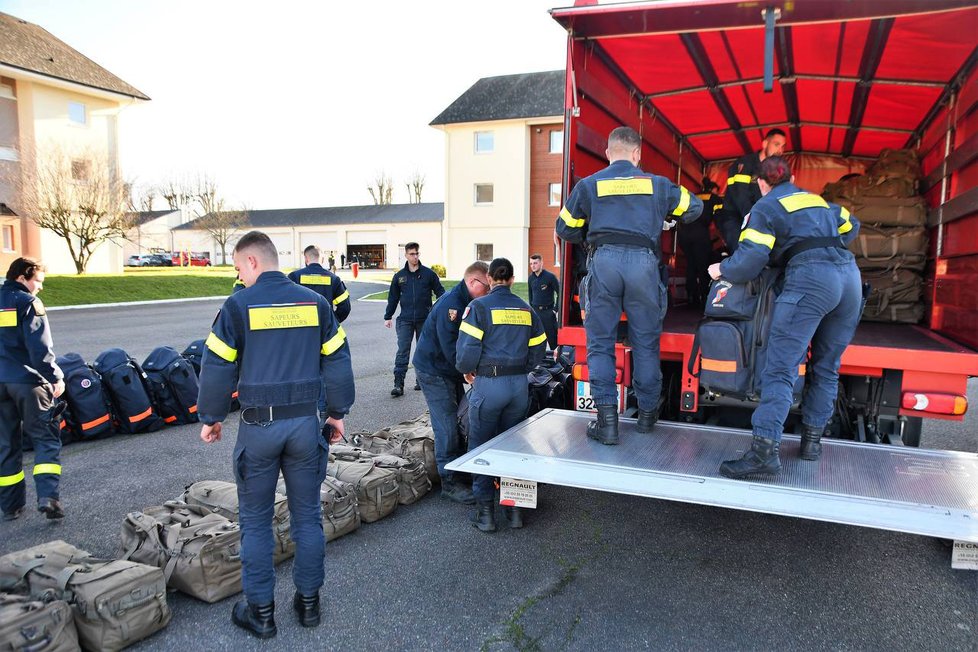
[
  {"xmin": 709, "ymin": 156, "xmax": 861, "ymax": 478},
  {"xmin": 412, "ymin": 261, "xmax": 490, "ymax": 504},
  {"xmin": 456, "ymin": 258, "xmax": 547, "ymax": 532},
  {"xmin": 0, "ymin": 258, "xmax": 65, "ymax": 521},
  {"xmin": 384, "ymin": 242, "xmax": 445, "ymax": 396},
  {"xmin": 288, "ymin": 245, "xmax": 352, "ymax": 323},
  {"xmin": 528, "ymin": 253, "xmax": 560, "ymax": 349},
  {"xmin": 556, "ymin": 126, "xmax": 703, "ymax": 445},
  {"xmin": 198, "ymin": 231, "xmax": 354, "ymax": 638},
  {"xmin": 717, "ymin": 128, "xmax": 786, "ymax": 254}
]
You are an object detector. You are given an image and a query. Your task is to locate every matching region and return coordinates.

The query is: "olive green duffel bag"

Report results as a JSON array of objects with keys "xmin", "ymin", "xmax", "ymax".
[
  {"xmin": 276, "ymin": 476, "xmax": 362, "ymax": 541},
  {"xmin": 327, "ymin": 459, "xmax": 399, "ymax": 523},
  {"xmin": 0, "ymin": 592, "xmax": 79, "ymax": 652},
  {"xmin": 371, "ymin": 454, "xmax": 432, "ymax": 505},
  {"xmin": 0, "ymin": 540, "xmax": 170, "ymax": 652}
]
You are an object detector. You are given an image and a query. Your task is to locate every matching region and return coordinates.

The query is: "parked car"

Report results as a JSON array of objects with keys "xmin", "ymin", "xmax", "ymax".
[
  {"xmin": 126, "ymin": 254, "xmax": 172, "ymax": 267},
  {"xmin": 171, "ymin": 252, "xmax": 212, "ymax": 266}
]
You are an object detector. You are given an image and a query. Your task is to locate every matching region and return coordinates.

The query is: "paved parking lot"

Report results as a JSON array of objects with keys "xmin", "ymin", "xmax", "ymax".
[{"xmin": 2, "ymin": 281, "xmax": 976, "ymax": 651}]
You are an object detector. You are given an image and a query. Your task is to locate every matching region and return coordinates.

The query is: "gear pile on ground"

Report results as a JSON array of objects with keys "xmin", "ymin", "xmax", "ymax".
[{"xmin": 822, "ymin": 148, "xmax": 928, "ymax": 323}]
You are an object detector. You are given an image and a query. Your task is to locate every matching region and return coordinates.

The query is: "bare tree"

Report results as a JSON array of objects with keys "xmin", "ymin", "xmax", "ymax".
[
  {"xmin": 139, "ymin": 186, "xmax": 157, "ymax": 212},
  {"xmin": 367, "ymin": 171, "xmax": 394, "ymax": 205},
  {"xmin": 3, "ymin": 145, "xmax": 131, "ymax": 274},
  {"xmin": 405, "ymin": 170, "xmax": 425, "ymax": 203},
  {"xmin": 196, "ymin": 203, "xmax": 247, "ymax": 265},
  {"xmin": 159, "ymin": 175, "xmax": 196, "ymax": 210}
]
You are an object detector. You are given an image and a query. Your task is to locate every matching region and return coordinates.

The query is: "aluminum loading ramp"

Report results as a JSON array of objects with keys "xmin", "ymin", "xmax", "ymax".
[{"xmin": 446, "ymin": 409, "xmax": 978, "ymax": 542}]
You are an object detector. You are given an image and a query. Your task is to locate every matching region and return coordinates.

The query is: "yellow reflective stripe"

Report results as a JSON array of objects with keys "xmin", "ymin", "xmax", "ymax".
[
  {"xmin": 459, "ymin": 321, "xmax": 484, "ymax": 340},
  {"xmin": 528, "ymin": 332, "xmax": 547, "ymax": 347},
  {"xmin": 672, "ymin": 186, "xmax": 691, "ymax": 216},
  {"xmin": 838, "ymin": 206, "xmax": 853, "ymax": 235},
  {"xmin": 300, "ymin": 274, "xmax": 331, "ymax": 286},
  {"xmin": 0, "ymin": 309, "xmax": 16, "ymax": 328},
  {"xmin": 0, "ymin": 470, "xmax": 25, "ymax": 486},
  {"xmin": 739, "ymin": 228, "xmax": 776, "ymax": 249},
  {"xmin": 205, "ymin": 332, "xmax": 238, "ymax": 362},
  {"xmin": 33, "ymin": 464, "xmax": 61, "ymax": 476},
  {"xmin": 778, "ymin": 193, "xmax": 828, "ymax": 212},
  {"xmin": 727, "ymin": 174, "xmax": 752, "ymax": 185},
  {"xmin": 596, "ymin": 177, "xmax": 653, "ymax": 197},
  {"xmin": 332, "ymin": 290, "xmax": 350, "ymax": 305},
  {"xmin": 559, "ymin": 207, "xmax": 584, "ymax": 229},
  {"xmin": 713, "ymin": 203, "xmax": 722, "ymax": 213},
  {"xmin": 321, "ymin": 326, "xmax": 347, "ymax": 356}
]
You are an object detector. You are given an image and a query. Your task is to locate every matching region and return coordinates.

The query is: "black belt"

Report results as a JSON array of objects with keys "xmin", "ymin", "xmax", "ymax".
[
  {"xmin": 588, "ymin": 231, "xmax": 655, "ymax": 250},
  {"xmin": 533, "ymin": 305, "xmax": 555, "ymax": 311},
  {"xmin": 241, "ymin": 402, "xmax": 318, "ymax": 426},
  {"xmin": 477, "ymin": 364, "xmax": 525, "ymax": 378},
  {"xmin": 782, "ymin": 236, "xmax": 846, "ymax": 265}
]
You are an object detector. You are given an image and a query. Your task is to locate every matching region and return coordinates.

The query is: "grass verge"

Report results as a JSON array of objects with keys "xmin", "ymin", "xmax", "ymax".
[{"xmin": 41, "ymin": 271, "xmax": 237, "ymax": 307}]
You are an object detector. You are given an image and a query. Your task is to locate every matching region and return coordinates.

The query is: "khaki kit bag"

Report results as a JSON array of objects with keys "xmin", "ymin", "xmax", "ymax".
[{"xmin": 0, "ymin": 592, "xmax": 79, "ymax": 652}]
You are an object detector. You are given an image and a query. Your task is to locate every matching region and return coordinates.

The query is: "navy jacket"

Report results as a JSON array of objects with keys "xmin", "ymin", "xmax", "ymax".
[
  {"xmin": 456, "ymin": 286, "xmax": 547, "ymax": 375},
  {"xmin": 719, "ymin": 182, "xmax": 861, "ymax": 283},
  {"xmin": 412, "ymin": 281, "xmax": 474, "ymax": 382},
  {"xmin": 556, "ymin": 159, "xmax": 703, "ymax": 250},
  {"xmin": 721, "ymin": 151, "xmax": 762, "ymax": 224},
  {"xmin": 528, "ymin": 269, "xmax": 559, "ymax": 309},
  {"xmin": 287, "ymin": 263, "xmax": 351, "ymax": 323},
  {"xmin": 197, "ymin": 271, "xmax": 354, "ymax": 424},
  {"xmin": 0, "ymin": 279, "xmax": 62, "ymax": 385},
  {"xmin": 679, "ymin": 192, "xmax": 722, "ymax": 241},
  {"xmin": 384, "ymin": 263, "xmax": 445, "ymax": 322}
]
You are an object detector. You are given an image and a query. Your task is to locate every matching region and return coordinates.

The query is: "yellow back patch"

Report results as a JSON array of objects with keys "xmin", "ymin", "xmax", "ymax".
[
  {"xmin": 300, "ymin": 275, "xmax": 331, "ymax": 286},
  {"xmin": 249, "ymin": 304, "xmax": 319, "ymax": 330},
  {"xmin": 596, "ymin": 177, "xmax": 653, "ymax": 197},
  {"xmin": 779, "ymin": 193, "xmax": 828, "ymax": 212},
  {"xmin": 0, "ymin": 309, "xmax": 16, "ymax": 328},
  {"xmin": 491, "ymin": 309, "xmax": 531, "ymax": 326}
]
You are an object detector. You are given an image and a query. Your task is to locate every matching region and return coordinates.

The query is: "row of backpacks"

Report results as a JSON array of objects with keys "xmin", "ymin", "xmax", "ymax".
[{"xmin": 54, "ymin": 339, "xmax": 226, "ymax": 444}]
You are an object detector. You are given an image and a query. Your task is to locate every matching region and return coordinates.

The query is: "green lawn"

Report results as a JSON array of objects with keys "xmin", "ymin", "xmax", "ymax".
[
  {"xmin": 41, "ymin": 270, "xmax": 237, "ymax": 307},
  {"xmin": 362, "ymin": 281, "xmax": 529, "ymax": 302}
]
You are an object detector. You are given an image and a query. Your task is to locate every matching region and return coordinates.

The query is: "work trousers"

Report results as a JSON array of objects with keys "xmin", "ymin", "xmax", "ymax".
[
  {"xmin": 393, "ymin": 318, "xmax": 425, "ymax": 381},
  {"xmin": 233, "ymin": 415, "xmax": 327, "ymax": 604},
  {"xmin": 416, "ymin": 371, "xmax": 465, "ymax": 480},
  {"xmin": 718, "ymin": 215, "xmax": 742, "ymax": 254},
  {"xmin": 466, "ymin": 375, "xmax": 528, "ymax": 502},
  {"xmin": 0, "ymin": 383, "xmax": 62, "ymax": 514},
  {"xmin": 533, "ymin": 306, "xmax": 558, "ymax": 350},
  {"xmin": 679, "ymin": 232, "xmax": 713, "ymax": 309}
]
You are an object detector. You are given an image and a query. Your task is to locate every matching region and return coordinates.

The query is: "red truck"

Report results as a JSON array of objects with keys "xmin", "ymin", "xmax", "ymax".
[{"xmin": 449, "ymin": 0, "xmax": 978, "ymax": 544}]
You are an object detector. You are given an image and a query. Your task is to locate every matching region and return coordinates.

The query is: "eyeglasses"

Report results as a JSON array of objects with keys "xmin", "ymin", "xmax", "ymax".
[{"xmin": 472, "ymin": 278, "xmax": 490, "ymax": 290}]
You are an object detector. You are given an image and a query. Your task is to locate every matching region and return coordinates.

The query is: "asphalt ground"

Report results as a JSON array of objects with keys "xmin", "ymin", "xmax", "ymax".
[{"xmin": 2, "ymin": 281, "xmax": 976, "ymax": 651}]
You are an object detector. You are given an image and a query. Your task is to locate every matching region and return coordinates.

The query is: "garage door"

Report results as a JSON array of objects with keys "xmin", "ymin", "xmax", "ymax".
[
  {"xmin": 268, "ymin": 233, "xmax": 295, "ymax": 268},
  {"xmin": 298, "ymin": 231, "xmax": 338, "ymax": 251},
  {"xmin": 347, "ymin": 230, "xmax": 384, "ymax": 246}
]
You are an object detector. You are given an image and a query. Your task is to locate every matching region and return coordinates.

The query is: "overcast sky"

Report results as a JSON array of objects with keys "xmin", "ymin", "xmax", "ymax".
[{"xmin": 1, "ymin": 0, "xmax": 570, "ymax": 210}]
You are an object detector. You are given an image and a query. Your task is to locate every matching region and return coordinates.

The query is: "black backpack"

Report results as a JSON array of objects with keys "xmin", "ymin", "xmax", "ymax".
[
  {"xmin": 94, "ymin": 348, "xmax": 164, "ymax": 434},
  {"xmin": 182, "ymin": 338, "xmax": 240, "ymax": 413},
  {"xmin": 55, "ymin": 353, "xmax": 115, "ymax": 439},
  {"xmin": 143, "ymin": 346, "xmax": 200, "ymax": 425}
]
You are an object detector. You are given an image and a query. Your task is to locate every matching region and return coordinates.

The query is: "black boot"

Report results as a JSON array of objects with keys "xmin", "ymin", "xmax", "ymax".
[
  {"xmin": 293, "ymin": 592, "xmax": 320, "ymax": 628},
  {"xmin": 37, "ymin": 497, "xmax": 64, "ymax": 520},
  {"xmin": 3, "ymin": 506, "xmax": 24, "ymax": 521},
  {"xmin": 800, "ymin": 425, "xmax": 824, "ymax": 461},
  {"xmin": 469, "ymin": 501, "xmax": 496, "ymax": 532},
  {"xmin": 502, "ymin": 506, "xmax": 524, "ymax": 529},
  {"xmin": 232, "ymin": 600, "xmax": 277, "ymax": 639},
  {"xmin": 441, "ymin": 478, "xmax": 475, "ymax": 505},
  {"xmin": 586, "ymin": 405, "xmax": 619, "ymax": 445},
  {"xmin": 414, "ymin": 381, "xmax": 421, "ymax": 391},
  {"xmin": 719, "ymin": 436, "xmax": 781, "ymax": 479},
  {"xmin": 636, "ymin": 409, "xmax": 657, "ymax": 434},
  {"xmin": 390, "ymin": 379, "xmax": 404, "ymax": 397}
]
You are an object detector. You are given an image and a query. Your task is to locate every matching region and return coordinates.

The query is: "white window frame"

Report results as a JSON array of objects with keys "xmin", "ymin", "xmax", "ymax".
[
  {"xmin": 548, "ymin": 182, "xmax": 561, "ymax": 207},
  {"xmin": 553, "ymin": 241, "xmax": 561, "ymax": 267},
  {"xmin": 0, "ymin": 83, "xmax": 14, "ymax": 100},
  {"xmin": 2, "ymin": 224, "xmax": 14, "ymax": 252},
  {"xmin": 474, "ymin": 131, "xmax": 494, "ymax": 154},
  {"xmin": 550, "ymin": 130, "xmax": 564, "ymax": 154},
  {"xmin": 474, "ymin": 183, "xmax": 494, "ymax": 206},
  {"xmin": 68, "ymin": 101, "xmax": 87, "ymax": 126},
  {"xmin": 475, "ymin": 243, "xmax": 493, "ymax": 262},
  {"xmin": 0, "ymin": 147, "xmax": 17, "ymax": 162}
]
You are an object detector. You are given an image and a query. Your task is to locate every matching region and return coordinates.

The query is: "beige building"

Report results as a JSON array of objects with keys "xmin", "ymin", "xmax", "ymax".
[
  {"xmin": 0, "ymin": 11, "xmax": 148, "ymax": 274},
  {"xmin": 430, "ymin": 71, "xmax": 564, "ymax": 280}
]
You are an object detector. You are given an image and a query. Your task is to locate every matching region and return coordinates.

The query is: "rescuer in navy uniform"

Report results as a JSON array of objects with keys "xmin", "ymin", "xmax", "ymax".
[
  {"xmin": 197, "ymin": 231, "xmax": 354, "ymax": 639},
  {"xmin": 288, "ymin": 245, "xmax": 352, "ymax": 323},
  {"xmin": 528, "ymin": 253, "xmax": 560, "ymax": 349},
  {"xmin": 412, "ymin": 261, "xmax": 490, "ymax": 505},
  {"xmin": 679, "ymin": 178, "xmax": 723, "ymax": 309},
  {"xmin": 717, "ymin": 128, "xmax": 787, "ymax": 253},
  {"xmin": 709, "ymin": 156, "xmax": 861, "ymax": 478},
  {"xmin": 456, "ymin": 258, "xmax": 547, "ymax": 532},
  {"xmin": 384, "ymin": 242, "xmax": 445, "ymax": 396},
  {"xmin": 0, "ymin": 257, "xmax": 65, "ymax": 521},
  {"xmin": 556, "ymin": 126, "xmax": 703, "ymax": 446}
]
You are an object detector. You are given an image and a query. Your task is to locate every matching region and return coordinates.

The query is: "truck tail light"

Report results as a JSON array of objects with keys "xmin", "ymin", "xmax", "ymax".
[
  {"xmin": 901, "ymin": 392, "xmax": 968, "ymax": 415},
  {"xmin": 572, "ymin": 364, "xmax": 622, "ymax": 383}
]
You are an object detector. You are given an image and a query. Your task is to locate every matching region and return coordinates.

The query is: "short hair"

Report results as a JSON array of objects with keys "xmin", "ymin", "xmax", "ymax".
[
  {"xmin": 234, "ymin": 230, "xmax": 279, "ymax": 266},
  {"xmin": 701, "ymin": 177, "xmax": 719, "ymax": 194},
  {"xmin": 488, "ymin": 257, "xmax": 514, "ymax": 282},
  {"xmin": 759, "ymin": 155, "xmax": 792, "ymax": 187},
  {"xmin": 303, "ymin": 245, "xmax": 321, "ymax": 260},
  {"xmin": 6, "ymin": 257, "xmax": 44, "ymax": 282},
  {"xmin": 405, "ymin": 242, "xmax": 419, "ymax": 252},
  {"xmin": 764, "ymin": 128, "xmax": 787, "ymax": 140},
  {"xmin": 529, "ymin": 253, "xmax": 543, "ymax": 262},
  {"xmin": 608, "ymin": 126, "xmax": 641, "ymax": 152},
  {"xmin": 464, "ymin": 261, "xmax": 489, "ymax": 278}
]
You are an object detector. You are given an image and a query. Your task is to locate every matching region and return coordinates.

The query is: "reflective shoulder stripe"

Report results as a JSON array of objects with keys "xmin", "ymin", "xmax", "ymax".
[
  {"xmin": 0, "ymin": 308, "xmax": 16, "ymax": 328},
  {"xmin": 529, "ymin": 332, "xmax": 547, "ymax": 347},
  {"xmin": 0, "ymin": 470, "xmax": 25, "ymax": 486},
  {"xmin": 739, "ymin": 228, "xmax": 776, "ymax": 249},
  {"xmin": 333, "ymin": 290, "xmax": 350, "ymax": 305},
  {"xmin": 727, "ymin": 174, "xmax": 752, "ymax": 185},
  {"xmin": 321, "ymin": 325, "xmax": 347, "ymax": 355},
  {"xmin": 33, "ymin": 463, "xmax": 62, "ymax": 476},
  {"xmin": 838, "ymin": 206, "xmax": 853, "ymax": 235},
  {"xmin": 596, "ymin": 177, "xmax": 654, "ymax": 197},
  {"xmin": 778, "ymin": 193, "xmax": 828, "ymax": 212},
  {"xmin": 205, "ymin": 332, "xmax": 238, "ymax": 362},
  {"xmin": 459, "ymin": 321, "xmax": 484, "ymax": 340},
  {"xmin": 300, "ymin": 274, "xmax": 331, "ymax": 286},
  {"xmin": 671, "ymin": 185, "xmax": 691, "ymax": 216},
  {"xmin": 559, "ymin": 207, "xmax": 585, "ymax": 229}
]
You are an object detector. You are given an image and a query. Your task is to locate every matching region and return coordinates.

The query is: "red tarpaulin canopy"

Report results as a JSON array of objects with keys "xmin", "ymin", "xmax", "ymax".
[{"xmin": 551, "ymin": 0, "xmax": 978, "ymax": 162}]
